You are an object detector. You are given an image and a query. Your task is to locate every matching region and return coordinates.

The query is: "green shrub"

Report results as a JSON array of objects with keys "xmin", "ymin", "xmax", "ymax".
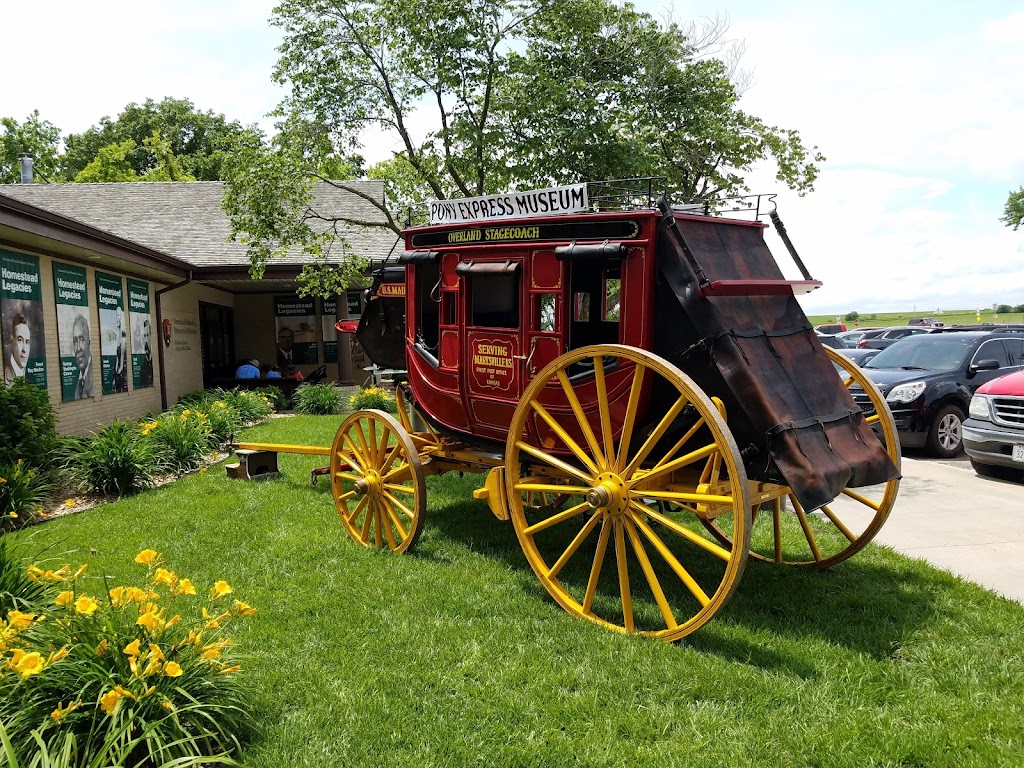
[
  {"xmin": 0, "ymin": 460, "xmax": 51, "ymax": 530},
  {"xmin": 348, "ymin": 385, "xmax": 397, "ymax": 414},
  {"xmin": 294, "ymin": 382, "xmax": 344, "ymax": 415},
  {"xmin": 62, "ymin": 421, "xmax": 155, "ymax": 496},
  {"xmin": 0, "ymin": 539, "xmax": 45, "ymax": 617},
  {"xmin": 203, "ymin": 399, "xmax": 242, "ymax": 447},
  {"xmin": 147, "ymin": 410, "xmax": 210, "ymax": 476},
  {"xmin": 211, "ymin": 389, "xmax": 273, "ymax": 425},
  {"xmin": 253, "ymin": 385, "xmax": 288, "ymax": 411},
  {"xmin": 0, "ymin": 550, "xmax": 256, "ymax": 766},
  {"xmin": 175, "ymin": 389, "xmax": 215, "ymax": 411},
  {"xmin": 0, "ymin": 378, "xmax": 58, "ymax": 473}
]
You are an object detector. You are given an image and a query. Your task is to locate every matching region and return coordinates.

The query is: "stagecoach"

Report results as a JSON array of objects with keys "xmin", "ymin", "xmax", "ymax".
[{"xmin": 242, "ymin": 181, "xmax": 902, "ymax": 641}]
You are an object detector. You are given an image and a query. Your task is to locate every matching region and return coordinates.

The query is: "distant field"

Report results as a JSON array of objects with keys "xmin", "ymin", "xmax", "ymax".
[{"xmin": 807, "ymin": 308, "xmax": 1024, "ymax": 328}]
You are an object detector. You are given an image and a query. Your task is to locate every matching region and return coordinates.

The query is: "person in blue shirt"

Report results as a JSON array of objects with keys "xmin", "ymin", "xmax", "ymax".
[
  {"xmin": 265, "ymin": 365, "xmax": 283, "ymax": 379},
  {"xmin": 235, "ymin": 359, "xmax": 260, "ymax": 379}
]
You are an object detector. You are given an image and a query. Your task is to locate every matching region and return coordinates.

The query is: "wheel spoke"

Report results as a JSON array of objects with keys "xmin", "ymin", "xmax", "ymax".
[
  {"xmin": 648, "ymin": 417, "xmax": 707, "ymax": 482},
  {"xmin": 373, "ymin": 502, "xmax": 384, "ymax": 547},
  {"xmin": 337, "ymin": 489, "xmax": 357, "ymax": 502},
  {"xmin": 547, "ymin": 512, "xmax": 603, "ymax": 579},
  {"xmin": 841, "ymin": 487, "xmax": 882, "ymax": 511},
  {"xmin": 583, "ymin": 517, "xmax": 613, "ymax": 615},
  {"xmin": 515, "ymin": 482, "xmax": 592, "ymax": 495},
  {"xmin": 592, "ymin": 357, "xmax": 616, "ymax": 469},
  {"xmin": 622, "ymin": 395, "xmax": 689, "ymax": 477},
  {"xmin": 381, "ymin": 508, "xmax": 398, "ymax": 549},
  {"xmin": 614, "ymin": 519, "xmax": 634, "ymax": 632},
  {"xmin": 341, "ymin": 436, "xmax": 367, "ymax": 473},
  {"xmin": 353, "ymin": 422, "xmax": 373, "ymax": 465},
  {"xmin": 383, "ymin": 490, "xmax": 416, "ymax": 521},
  {"xmin": 790, "ymin": 495, "xmax": 823, "ymax": 562},
  {"xmin": 820, "ymin": 503, "xmax": 857, "ymax": 543},
  {"xmin": 383, "ymin": 499, "xmax": 409, "ymax": 541},
  {"xmin": 514, "ymin": 441, "xmax": 593, "ymax": 485},
  {"xmin": 614, "ymin": 365, "xmax": 646, "ymax": 471},
  {"xmin": 630, "ymin": 508, "xmax": 711, "ymax": 607},
  {"xmin": 631, "ymin": 442, "xmax": 719, "ymax": 486},
  {"xmin": 636, "ymin": 488, "xmax": 733, "ymax": 506},
  {"xmin": 529, "ymin": 401, "xmax": 601, "ymax": 475},
  {"xmin": 523, "ymin": 501, "xmax": 591, "ymax": 535},
  {"xmin": 369, "ymin": 419, "xmax": 382, "ymax": 468},
  {"xmin": 345, "ymin": 495, "xmax": 368, "ymax": 526},
  {"xmin": 383, "ymin": 483, "xmax": 416, "ymax": 495},
  {"xmin": 556, "ymin": 369, "xmax": 606, "ymax": 471},
  {"xmin": 623, "ymin": 517, "xmax": 677, "ymax": 630},
  {"xmin": 336, "ymin": 471, "xmax": 362, "ymax": 482},
  {"xmin": 359, "ymin": 499, "xmax": 374, "ymax": 542},
  {"xmin": 635, "ymin": 501, "xmax": 732, "ymax": 562},
  {"xmin": 865, "ymin": 414, "xmax": 881, "ymax": 425}
]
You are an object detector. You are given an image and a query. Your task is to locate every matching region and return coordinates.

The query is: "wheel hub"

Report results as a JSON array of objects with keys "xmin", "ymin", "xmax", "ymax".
[
  {"xmin": 353, "ymin": 470, "xmax": 382, "ymax": 500},
  {"xmin": 587, "ymin": 472, "xmax": 629, "ymax": 515}
]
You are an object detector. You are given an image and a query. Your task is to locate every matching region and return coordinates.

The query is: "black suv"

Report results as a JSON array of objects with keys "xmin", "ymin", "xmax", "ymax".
[{"xmin": 851, "ymin": 328, "xmax": 1024, "ymax": 457}]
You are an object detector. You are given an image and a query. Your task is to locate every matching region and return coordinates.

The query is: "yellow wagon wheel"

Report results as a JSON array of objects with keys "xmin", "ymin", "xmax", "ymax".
[
  {"xmin": 505, "ymin": 344, "xmax": 751, "ymax": 641},
  {"xmin": 330, "ymin": 409, "xmax": 426, "ymax": 553},
  {"xmin": 702, "ymin": 346, "xmax": 901, "ymax": 568}
]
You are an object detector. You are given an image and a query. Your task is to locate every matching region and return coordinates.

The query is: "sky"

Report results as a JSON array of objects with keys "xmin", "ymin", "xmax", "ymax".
[{"xmin": 5, "ymin": 0, "xmax": 1024, "ymax": 316}]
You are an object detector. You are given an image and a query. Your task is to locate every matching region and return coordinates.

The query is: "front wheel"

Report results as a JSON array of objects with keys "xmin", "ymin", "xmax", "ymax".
[
  {"xmin": 504, "ymin": 344, "xmax": 751, "ymax": 642},
  {"xmin": 927, "ymin": 404, "xmax": 964, "ymax": 458}
]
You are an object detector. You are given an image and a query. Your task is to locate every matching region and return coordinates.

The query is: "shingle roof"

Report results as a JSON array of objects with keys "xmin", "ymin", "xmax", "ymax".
[{"xmin": 0, "ymin": 180, "xmax": 399, "ymax": 270}]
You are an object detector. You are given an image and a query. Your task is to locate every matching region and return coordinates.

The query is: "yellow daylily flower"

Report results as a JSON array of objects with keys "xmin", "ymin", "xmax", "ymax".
[
  {"xmin": 233, "ymin": 600, "xmax": 257, "ymax": 617},
  {"xmin": 6, "ymin": 511, "xmax": 17, "ymax": 519},
  {"xmin": 96, "ymin": 639, "xmax": 109, "ymax": 656},
  {"xmin": 152, "ymin": 568, "xmax": 177, "ymax": 588},
  {"xmin": 174, "ymin": 579, "xmax": 196, "ymax": 596},
  {"xmin": 123, "ymin": 639, "xmax": 142, "ymax": 656},
  {"xmin": 26, "ymin": 565, "xmax": 45, "ymax": 583},
  {"xmin": 51, "ymin": 700, "xmax": 82, "ymax": 723},
  {"xmin": 148, "ymin": 643, "xmax": 165, "ymax": 661},
  {"xmin": 11, "ymin": 650, "xmax": 45, "ymax": 679},
  {"xmin": 163, "ymin": 661, "xmax": 183, "ymax": 677},
  {"xmin": 209, "ymin": 580, "xmax": 233, "ymax": 599},
  {"xmin": 72, "ymin": 564, "xmax": 88, "ymax": 579},
  {"xmin": 162, "ymin": 698, "xmax": 176, "ymax": 712},
  {"xmin": 198, "ymin": 467, "xmax": 208, "ymax": 474},
  {"xmin": 134, "ymin": 549, "xmax": 159, "ymax": 565},
  {"xmin": 64, "ymin": 499, "xmax": 75, "ymax": 508},
  {"xmin": 143, "ymin": 657, "xmax": 162, "ymax": 677},
  {"xmin": 218, "ymin": 665, "xmax": 242, "ymax": 674},
  {"xmin": 74, "ymin": 595, "xmax": 99, "ymax": 615},
  {"xmin": 48, "ymin": 646, "xmax": 70, "ymax": 663},
  {"xmin": 109, "ymin": 587, "xmax": 129, "ymax": 607},
  {"xmin": 99, "ymin": 689, "xmax": 121, "ymax": 716},
  {"xmin": 54, "ymin": 591, "xmax": 74, "ymax": 608},
  {"xmin": 137, "ymin": 610, "xmax": 164, "ymax": 633},
  {"xmin": 7, "ymin": 610, "xmax": 36, "ymax": 630}
]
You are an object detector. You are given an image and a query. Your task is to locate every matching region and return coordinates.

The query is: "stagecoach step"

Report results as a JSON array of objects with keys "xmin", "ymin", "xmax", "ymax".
[{"xmin": 226, "ymin": 449, "xmax": 279, "ymax": 480}]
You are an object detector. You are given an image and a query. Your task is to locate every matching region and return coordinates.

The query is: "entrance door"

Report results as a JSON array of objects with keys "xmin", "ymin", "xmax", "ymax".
[{"xmin": 199, "ymin": 302, "xmax": 235, "ymax": 387}]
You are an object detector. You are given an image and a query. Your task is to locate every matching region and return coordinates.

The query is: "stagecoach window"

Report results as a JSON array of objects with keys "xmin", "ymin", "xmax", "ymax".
[
  {"xmin": 443, "ymin": 292, "xmax": 457, "ymax": 326},
  {"xmin": 470, "ymin": 274, "xmax": 519, "ymax": 328},
  {"xmin": 416, "ymin": 262, "xmax": 440, "ymax": 353},
  {"xmin": 604, "ymin": 276, "xmax": 621, "ymax": 322},
  {"xmin": 537, "ymin": 294, "xmax": 557, "ymax": 332},
  {"xmin": 574, "ymin": 292, "xmax": 591, "ymax": 322}
]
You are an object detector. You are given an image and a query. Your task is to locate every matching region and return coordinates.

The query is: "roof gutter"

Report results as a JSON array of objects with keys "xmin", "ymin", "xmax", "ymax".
[{"xmin": 155, "ymin": 272, "xmax": 193, "ymax": 410}]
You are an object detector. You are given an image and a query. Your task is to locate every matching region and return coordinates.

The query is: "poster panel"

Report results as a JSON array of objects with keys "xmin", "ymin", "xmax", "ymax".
[
  {"xmin": 95, "ymin": 271, "xmax": 129, "ymax": 394},
  {"xmin": 274, "ymin": 296, "xmax": 318, "ymax": 366},
  {"xmin": 322, "ymin": 298, "xmax": 338, "ymax": 363},
  {"xmin": 127, "ymin": 279, "xmax": 154, "ymax": 389},
  {"xmin": 0, "ymin": 249, "xmax": 47, "ymax": 389},
  {"xmin": 53, "ymin": 262, "xmax": 92, "ymax": 400}
]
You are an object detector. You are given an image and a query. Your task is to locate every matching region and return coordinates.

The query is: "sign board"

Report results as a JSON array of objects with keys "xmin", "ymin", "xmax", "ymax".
[
  {"xmin": 53, "ymin": 262, "xmax": 90, "ymax": 400},
  {"xmin": 127, "ymin": 279, "xmax": 154, "ymax": 389},
  {"xmin": 429, "ymin": 184, "xmax": 588, "ymax": 225},
  {"xmin": 1, "ymin": 250, "xmax": 47, "ymax": 389},
  {"xmin": 274, "ymin": 296, "xmax": 318, "ymax": 365},
  {"xmin": 95, "ymin": 271, "xmax": 128, "ymax": 394}
]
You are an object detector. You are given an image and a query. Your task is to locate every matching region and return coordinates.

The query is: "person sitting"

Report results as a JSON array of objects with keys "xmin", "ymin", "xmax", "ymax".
[
  {"xmin": 265, "ymin": 365, "xmax": 283, "ymax": 379},
  {"xmin": 235, "ymin": 359, "xmax": 261, "ymax": 379},
  {"xmin": 282, "ymin": 364, "xmax": 304, "ymax": 381}
]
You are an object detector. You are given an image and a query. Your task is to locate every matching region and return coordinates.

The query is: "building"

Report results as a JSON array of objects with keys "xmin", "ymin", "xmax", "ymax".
[{"xmin": 0, "ymin": 180, "xmax": 398, "ymax": 434}]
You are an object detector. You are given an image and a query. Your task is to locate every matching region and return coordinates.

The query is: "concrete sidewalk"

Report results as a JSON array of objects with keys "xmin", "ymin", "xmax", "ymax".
[{"xmin": 860, "ymin": 458, "xmax": 1024, "ymax": 603}]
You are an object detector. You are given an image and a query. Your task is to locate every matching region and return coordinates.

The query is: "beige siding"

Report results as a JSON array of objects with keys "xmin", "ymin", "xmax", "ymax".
[{"xmin": 160, "ymin": 283, "xmax": 234, "ymax": 405}]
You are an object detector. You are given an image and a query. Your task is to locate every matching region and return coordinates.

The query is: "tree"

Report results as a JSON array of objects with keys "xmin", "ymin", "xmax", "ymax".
[
  {"xmin": 845, "ymin": 311, "xmax": 859, "ymax": 322},
  {"xmin": 225, "ymin": 0, "xmax": 823, "ymax": 291},
  {"xmin": 0, "ymin": 111, "xmax": 62, "ymax": 184},
  {"xmin": 1003, "ymin": 187, "xmax": 1024, "ymax": 231},
  {"xmin": 995, "ymin": 304, "xmax": 1013, "ymax": 315},
  {"xmin": 74, "ymin": 132, "xmax": 198, "ymax": 183},
  {"xmin": 62, "ymin": 98, "xmax": 259, "ymax": 181}
]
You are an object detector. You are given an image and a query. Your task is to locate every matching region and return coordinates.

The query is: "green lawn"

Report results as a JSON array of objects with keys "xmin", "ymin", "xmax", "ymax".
[
  {"xmin": 808, "ymin": 307, "xmax": 1024, "ymax": 328},
  {"xmin": 13, "ymin": 415, "xmax": 1024, "ymax": 767}
]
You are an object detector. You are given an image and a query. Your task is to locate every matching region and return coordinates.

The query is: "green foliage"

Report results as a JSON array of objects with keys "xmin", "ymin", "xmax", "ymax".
[
  {"xmin": 61, "ymin": 421, "xmax": 155, "ymax": 496},
  {"xmin": 0, "ymin": 461, "xmax": 51, "ymax": 531},
  {"xmin": 0, "ymin": 111, "xmax": 62, "ymax": 184},
  {"xmin": 845, "ymin": 311, "xmax": 859, "ymax": 321},
  {"xmin": 0, "ymin": 378, "xmax": 58, "ymax": 473},
  {"xmin": 995, "ymin": 304, "xmax": 1013, "ymax": 314},
  {"xmin": 209, "ymin": 389, "xmax": 274, "ymax": 425},
  {"xmin": 1014, "ymin": 304, "xmax": 1024, "ymax": 314},
  {"xmin": 293, "ymin": 383, "xmax": 345, "ymax": 415},
  {"xmin": 73, "ymin": 131, "xmax": 198, "ymax": 183},
  {"xmin": 0, "ymin": 539, "xmax": 45, "ymax": 616},
  {"xmin": 1002, "ymin": 186, "xmax": 1024, "ymax": 231},
  {"xmin": 0, "ymin": 551, "xmax": 255, "ymax": 766},
  {"xmin": 252, "ymin": 386, "xmax": 289, "ymax": 411},
  {"xmin": 146, "ymin": 411, "xmax": 210, "ymax": 476},
  {"xmin": 61, "ymin": 97, "xmax": 259, "ymax": 182},
  {"xmin": 347, "ymin": 385, "xmax": 397, "ymax": 414}
]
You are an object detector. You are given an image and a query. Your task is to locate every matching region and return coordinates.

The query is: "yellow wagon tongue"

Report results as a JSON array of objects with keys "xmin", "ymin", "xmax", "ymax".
[{"xmin": 655, "ymin": 208, "xmax": 900, "ymax": 513}]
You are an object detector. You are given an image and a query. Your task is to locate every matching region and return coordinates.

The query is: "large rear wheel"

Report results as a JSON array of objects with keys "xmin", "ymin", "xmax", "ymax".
[
  {"xmin": 330, "ymin": 409, "xmax": 426, "ymax": 553},
  {"xmin": 505, "ymin": 345, "xmax": 751, "ymax": 641}
]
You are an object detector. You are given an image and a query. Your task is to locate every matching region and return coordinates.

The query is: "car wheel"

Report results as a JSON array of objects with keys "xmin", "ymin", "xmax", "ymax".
[
  {"xmin": 970, "ymin": 458, "xmax": 1000, "ymax": 478},
  {"xmin": 970, "ymin": 458, "xmax": 1024, "ymax": 482},
  {"xmin": 926, "ymin": 404, "xmax": 964, "ymax": 458}
]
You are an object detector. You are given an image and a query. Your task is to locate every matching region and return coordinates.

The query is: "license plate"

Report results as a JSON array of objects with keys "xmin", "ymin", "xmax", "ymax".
[{"xmin": 1014, "ymin": 445, "xmax": 1024, "ymax": 463}]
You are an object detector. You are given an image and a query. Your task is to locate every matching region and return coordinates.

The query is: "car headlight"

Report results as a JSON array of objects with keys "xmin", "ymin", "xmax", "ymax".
[
  {"xmin": 969, "ymin": 394, "xmax": 991, "ymax": 421},
  {"xmin": 886, "ymin": 381, "xmax": 926, "ymax": 403}
]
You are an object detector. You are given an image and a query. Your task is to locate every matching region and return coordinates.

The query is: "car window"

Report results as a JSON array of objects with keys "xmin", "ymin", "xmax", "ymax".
[
  {"xmin": 886, "ymin": 329, "xmax": 912, "ymax": 339},
  {"xmin": 1002, "ymin": 338, "xmax": 1024, "ymax": 366},
  {"xmin": 866, "ymin": 335, "xmax": 975, "ymax": 371},
  {"xmin": 971, "ymin": 339, "xmax": 1011, "ymax": 368}
]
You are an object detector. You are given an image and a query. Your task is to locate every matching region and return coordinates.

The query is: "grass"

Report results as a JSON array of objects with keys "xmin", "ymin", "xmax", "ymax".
[
  {"xmin": 12, "ymin": 415, "xmax": 1024, "ymax": 767},
  {"xmin": 808, "ymin": 307, "xmax": 1024, "ymax": 328}
]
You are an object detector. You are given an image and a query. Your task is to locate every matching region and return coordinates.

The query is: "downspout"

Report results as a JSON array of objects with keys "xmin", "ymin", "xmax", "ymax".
[{"xmin": 155, "ymin": 272, "xmax": 193, "ymax": 410}]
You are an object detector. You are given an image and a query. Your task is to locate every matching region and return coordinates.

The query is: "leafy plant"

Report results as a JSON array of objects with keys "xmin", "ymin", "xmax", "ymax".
[
  {"xmin": 0, "ymin": 378, "xmax": 58, "ymax": 473},
  {"xmin": 0, "ymin": 550, "xmax": 256, "ymax": 766},
  {"xmin": 293, "ymin": 383, "xmax": 345, "ymax": 415},
  {"xmin": 348, "ymin": 385, "xmax": 396, "ymax": 414},
  {"xmin": 203, "ymin": 400, "xmax": 242, "ymax": 447},
  {"xmin": 61, "ymin": 421, "xmax": 154, "ymax": 496},
  {"xmin": 252, "ymin": 385, "xmax": 288, "ymax": 411},
  {"xmin": 175, "ymin": 389, "xmax": 215, "ymax": 411},
  {"xmin": 0, "ymin": 539, "xmax": 45, "ymax": 617},
  {"xmin": 0, "ymin": 461, "xmax": 51, "ymax": 530},
  {"xmin": 146, "ymin": 410, "xmax": 210, "ymax": 476},
  {"xmin": 211, "ymin": 389, "xmax": 273, "ymax": 425}
]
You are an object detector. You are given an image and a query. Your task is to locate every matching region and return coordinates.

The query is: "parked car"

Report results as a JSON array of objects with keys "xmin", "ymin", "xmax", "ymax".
[
  {"xmin": 814, "ymin": 322, "xmax": 847, "ymax": 335},
  {"xmin": 837, "ymin": 346, "xmax": 881, "ymax": 367},
  {"xmin": 853, "ymin": 329, "xmax": 1024, "ymax": 457},
  {"xmin": 857, "ymin": 325, "xmax": 932, "ymax": 350},
  {"xmin": 816, "ymin": 332, "xmax": 848, "ymax": 349},
  {"xmin": 963, "ymin": 369, "xmax": 1024, "ymax": 479},
  {"xmin": 835, "ymin": 328, "xmax": 881, "ymax": 347},
  {"xmin": 907, "ymin": 317, "xmax": 942, "ymax": 327}
]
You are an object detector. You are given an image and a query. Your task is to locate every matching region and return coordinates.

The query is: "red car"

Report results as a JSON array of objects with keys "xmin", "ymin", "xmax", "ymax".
[{"xmin": 963, "ymin": 369, "xmax": 1024, "ymax": 479}]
